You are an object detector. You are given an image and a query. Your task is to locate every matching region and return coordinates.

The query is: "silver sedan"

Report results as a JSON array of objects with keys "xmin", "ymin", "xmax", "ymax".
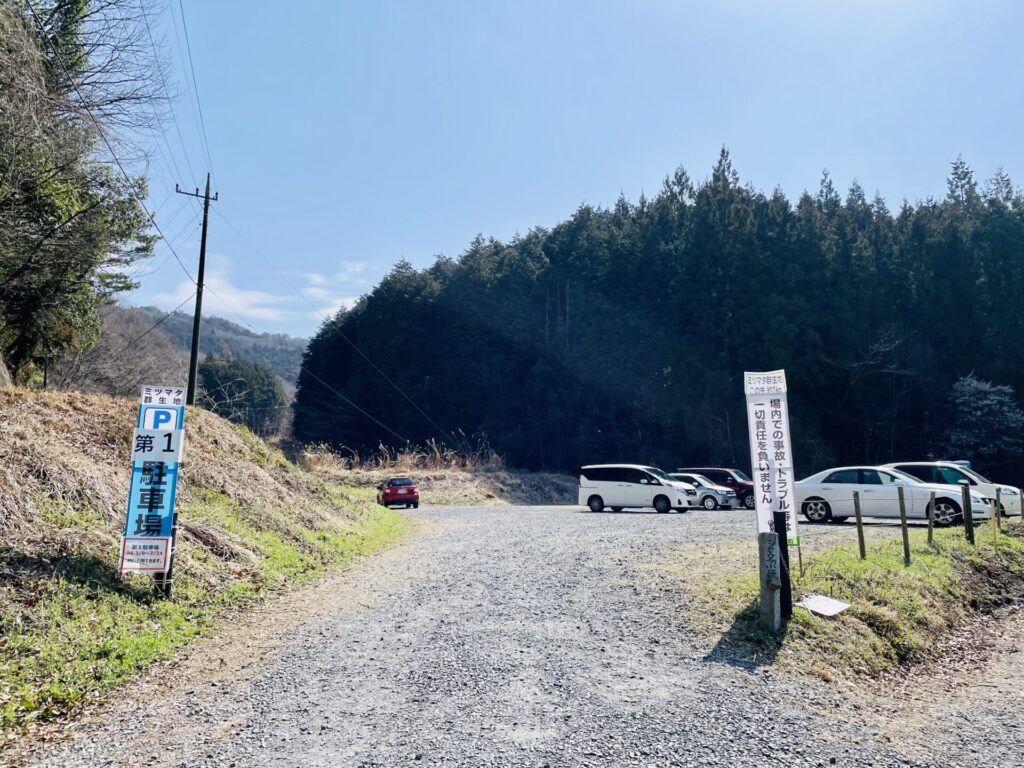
[{"xmin": 670, "ymin": 473, "xmax": 739, "ymax": 510}]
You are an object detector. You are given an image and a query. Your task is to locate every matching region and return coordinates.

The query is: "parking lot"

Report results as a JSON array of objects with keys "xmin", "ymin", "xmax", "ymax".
[{"xmin": 28, "ymin": 503, "xmax": 1020, "ymax": 768}]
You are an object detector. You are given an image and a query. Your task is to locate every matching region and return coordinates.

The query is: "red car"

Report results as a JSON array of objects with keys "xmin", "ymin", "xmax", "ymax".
[{"xmin": 377, "ymin": 476, "xmax": 420, "ymax": 508}]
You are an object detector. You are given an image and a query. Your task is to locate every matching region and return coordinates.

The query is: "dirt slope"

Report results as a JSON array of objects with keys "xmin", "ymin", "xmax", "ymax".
[{"xmin": 0, "ymin": 388, "xmax": 405, "ymax": 747}]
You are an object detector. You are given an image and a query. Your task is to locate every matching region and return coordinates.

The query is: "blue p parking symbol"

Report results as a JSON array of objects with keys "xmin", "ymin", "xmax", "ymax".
[{"xmin": 141, "ymin": 406, "xmax": 183, "ymax": 430}]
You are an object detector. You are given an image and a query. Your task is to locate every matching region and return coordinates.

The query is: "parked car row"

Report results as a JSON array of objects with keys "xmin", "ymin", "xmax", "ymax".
[
  {"xmin": 578, "ymin": 464, "xmax": 755, "ymax": 513},
  {"xmin": 577, "ymin": 458, "xmax": 1021, "ymax": 523},
  {"xmin": 795, "ymin": 460, "xmax": 1022, "ymax": 526}
]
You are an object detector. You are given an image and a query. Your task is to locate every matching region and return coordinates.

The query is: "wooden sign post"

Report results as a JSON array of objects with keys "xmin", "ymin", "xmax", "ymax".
[{"xmin": 758, "ymin": 532, "xmax": 782, "ymax": 632}]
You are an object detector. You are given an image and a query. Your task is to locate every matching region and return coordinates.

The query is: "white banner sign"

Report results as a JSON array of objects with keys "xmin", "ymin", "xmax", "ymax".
[
  {"xmin": 119, "ymin": 537, "xmax": 171, "ymax": 572},
  {"xmin": 744, "ymin": 370, "xmax": 799, "ymax": 545},
  {"xmin": 139, "ymin": 385, "xmax": 185, "ymax": 406},
  {"xmin": 120, "ymin": 384, "xmax": 186, "ymax": 577}
]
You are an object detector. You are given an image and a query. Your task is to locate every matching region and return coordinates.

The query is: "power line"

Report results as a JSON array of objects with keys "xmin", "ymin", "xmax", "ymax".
[
  {"xmin": 202, "ymin": 285, "xmax": 260, "ymax": 333},
  {"xmin": 172, "ymin": 242, "xmax": 410, "ymax": 443},
  {"xmin": 25, "ymin": 1, "xmax": 195, "ymax": 287},
  {"xmin": 174, "ymin": 0, "xmax": 214, "ymax": 177},
  {"xmin": 112, "ymin": 291, "xmax": 196, "ymax": 357},
  {"xmin": 26, "ymin": 2, "xmax": 412, "ymax": 446},
  {"xmin": 300, "ymin": 368, "xmax": 410, "ymax": 445},
  {"xmin": 130, "ymin": 211, "xmax": 200, "ymax": 281},
  {"xmin": 139, "ymin": 0, "xmax": 199, "ymax": 187},
  {"xmin": 188, "ymin": 282, "xmax": 408, "ymax": 443},
  {"xmin": 211, "ymin": 208, "xmax": 457, "ymax": 444}
]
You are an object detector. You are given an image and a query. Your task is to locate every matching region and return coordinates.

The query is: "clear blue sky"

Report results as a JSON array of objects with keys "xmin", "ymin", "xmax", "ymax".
[{"xmin": 128, "ymin": 0, "xmax": 1024, "ymax": 338}]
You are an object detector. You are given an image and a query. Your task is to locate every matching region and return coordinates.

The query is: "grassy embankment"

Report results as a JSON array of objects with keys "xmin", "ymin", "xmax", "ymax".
[
  {"xmin": 0, "ymin": 389, "xmax": 407, "ymax": 747},
  {"xmin": 670, "ymin": 520, "xmax": 1024, "ymax": 680}
]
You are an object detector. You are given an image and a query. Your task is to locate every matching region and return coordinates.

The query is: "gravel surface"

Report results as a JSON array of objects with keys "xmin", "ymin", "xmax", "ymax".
[{"xmin": 22, "ymin": 505, "xmax": 1022, "ymax": 767}]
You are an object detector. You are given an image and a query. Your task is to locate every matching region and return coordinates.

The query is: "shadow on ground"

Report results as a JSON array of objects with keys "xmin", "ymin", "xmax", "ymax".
[
  {"xmin": 0, "ymin": 551, "xmax": 157, "ymax": 602},
  {"xmin": 703, "ymin": 599, "xmax": 788, "ymax": 671}
]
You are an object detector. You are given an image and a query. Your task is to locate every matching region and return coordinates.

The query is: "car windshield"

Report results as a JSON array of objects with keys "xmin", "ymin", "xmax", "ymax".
[
  {"xmin": 690, "ymin": 474, "xmax": 716, "ymax": 487},
  {"xmin": 644, "ymin": 467, "xmax": 674, "ymax": 482},
  {"xmin": 886, "ymin": 468, "xmax": 923, "ymax": 484},
  {"xmin": 731, "ymin": 469, "xmax": 751, "ymax": 481},
  {"xmin": 931, "ymin": 465, "xmax": 973, "ymax": 485},
  {"xmin": 960, "ymin": 466, "xmax": 991, "ymax": 483}
]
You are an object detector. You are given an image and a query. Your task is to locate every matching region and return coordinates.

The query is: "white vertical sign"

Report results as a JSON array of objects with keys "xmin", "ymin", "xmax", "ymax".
[{"xmin": 744, "ymin": 370, "xmax": 799, "ymax": 546}]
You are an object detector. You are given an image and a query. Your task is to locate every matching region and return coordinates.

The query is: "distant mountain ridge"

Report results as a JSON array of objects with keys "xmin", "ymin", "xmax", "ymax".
[{"xmin": 134, "ymin": 306, "xmax": 307, "ymax": 385}]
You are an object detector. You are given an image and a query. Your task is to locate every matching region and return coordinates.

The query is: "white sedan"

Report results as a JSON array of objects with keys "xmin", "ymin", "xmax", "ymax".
[{"xmin": 795, "ymin": 466, "xmax": 992, "ymax": 526}]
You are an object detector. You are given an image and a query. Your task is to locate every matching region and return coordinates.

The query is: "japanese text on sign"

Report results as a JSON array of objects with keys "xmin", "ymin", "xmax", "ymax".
[
  {"xmin": 140, "ymin": 385, "xmax": 185, "ymax": 406},
  {"xmin": 744, "ymin": 370, "xmax": 799, "ymax": 546},
  {"xmin": 120, "ymin": 385, "xmax": 186, "ymax": 576}
]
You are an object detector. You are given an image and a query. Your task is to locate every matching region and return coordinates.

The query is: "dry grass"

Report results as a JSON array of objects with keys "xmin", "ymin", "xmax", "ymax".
[
  {"xmin": 0, "ymin": 387, "xmax": 406, "ymax": 738},
  {"xmin": 0, "ymin": 388, "xmax": 328, "ymax": 545},
  {"xmin": 297, "ymin": 437, "xmax": 505, "ymax": 474},
  {"xmin": 663, "ymin": 522, "xmax": 1024, "ymax": 681},
  {"xmin": 295, "ymin": 441, "xmax": 576, "ymax": 506}
]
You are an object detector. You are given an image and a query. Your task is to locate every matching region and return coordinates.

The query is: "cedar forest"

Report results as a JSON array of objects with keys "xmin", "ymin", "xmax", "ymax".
[{"xmin": 294, "ymin": 152, "xmax": 1024, "ymax": 483}]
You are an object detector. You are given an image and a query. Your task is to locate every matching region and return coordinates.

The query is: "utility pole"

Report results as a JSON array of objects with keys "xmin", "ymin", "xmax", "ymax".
[{"xmin": 176, "ymin": 173, "xmax": 218, "ymax": 406}]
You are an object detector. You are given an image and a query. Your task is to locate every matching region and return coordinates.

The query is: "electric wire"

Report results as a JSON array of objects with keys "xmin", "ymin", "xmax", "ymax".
[
  {"xmin": 191, "ymin": 281, "xmax": 410, "ymax": 444},
  {"xmin": 211, "ymin": 207, "xmax": 457, "ymax": 444},
  {"xmin": 174, "ymin": 0, "xmax": 214, "ymax": 177},
  {"xmin": 111, "ymin": 291, "xmax": 196, "ymax": 358},
  {"xmin": 27, "ymin": 2, "xmax": 409, "ymax": 445},
  {"xmin": 26, "ymin": 1, "xmax": 197, "ymax": 286},
  {"xmin": 140, "ymin": 0, "xmax": 199, "ymax": 188}
]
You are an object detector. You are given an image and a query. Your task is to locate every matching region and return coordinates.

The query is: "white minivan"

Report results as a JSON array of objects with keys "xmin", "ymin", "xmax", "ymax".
[
  {"xmin": 883, "ymin": 461, "xmax": 1022, "ymax": 517},
  {"xmin": 579, "ymin": 464, "xmax": 698, "ymax": 513}
]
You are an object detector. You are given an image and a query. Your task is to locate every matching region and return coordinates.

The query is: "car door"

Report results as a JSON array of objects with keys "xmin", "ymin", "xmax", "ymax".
[
  {"xmin": 706, "ymin": 470, "xmax": 734, "ymax": 490},
  {"xmin": 815, "ymin": 469, "xmax": 858, "ymax": 516},
  {"xmin": 601, "ymin": 467, "xmax": 628, "ymax": 506},
  {"xmin": 859, "ymin": 469, "xmax": 902, "ymax": 518},
  {"xmin": 625, "ymin": 469, "xmax": 657, "ymax": 507}
]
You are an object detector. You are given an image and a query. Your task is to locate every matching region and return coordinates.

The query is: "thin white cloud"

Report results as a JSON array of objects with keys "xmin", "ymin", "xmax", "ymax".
[
  {"xmin": 153, "ymin": 254, "xmax": 292, "ymax": 323},
  {"xmin": 297, "ymin": 262, "xmax": 374, "ymax": 320},
  {"xmin": 315, "ymin": 296, "xmax": 359, "ymax": 318},
  {"xmin": 146, "ymin": 255, "xmax": 380, "ymax": 333}
]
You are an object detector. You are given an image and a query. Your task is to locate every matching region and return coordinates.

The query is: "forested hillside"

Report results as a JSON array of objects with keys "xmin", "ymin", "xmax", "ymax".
[
  {"xmin": 134, "ymin": 306, "xmax": 306, "ymax": 384},
  {"xmin": 0, "ymin": 1, "xmax": 154, "ymax": 382},
  {"xmin": 295, "ymin": 152, "xmax": 1024, "ymax": 481}
]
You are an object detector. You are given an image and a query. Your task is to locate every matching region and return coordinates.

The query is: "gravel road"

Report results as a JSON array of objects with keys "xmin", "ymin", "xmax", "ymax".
[{"xmin": 23, "ymin": 505, "xmax": 1021, "ymax": 767}]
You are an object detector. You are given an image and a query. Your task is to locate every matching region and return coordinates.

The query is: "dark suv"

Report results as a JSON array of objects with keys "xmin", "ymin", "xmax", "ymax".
[{"xmin": 675, "ymin": 468, "xmax": 755, "ymax": 509}]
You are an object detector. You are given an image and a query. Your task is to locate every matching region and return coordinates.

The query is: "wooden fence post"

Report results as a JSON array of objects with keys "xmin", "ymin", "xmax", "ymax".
[
  {"xmin": 927, "ymin": 491, "xmax": 935, "ymax": 547},
  {"xmin": 898, "ymin": 484, "xmax": 911, "ymax": 566},
  {"xmin": 996, "ymin": 487, "xmax": 1003, "ymax": 533},
  {"xmin": 960, "ymin": 481, "xmax": 975, "ymax": 545},
  {"xmin": 853, "ymin": 490, "xmax": 866, "ymax": 560}
]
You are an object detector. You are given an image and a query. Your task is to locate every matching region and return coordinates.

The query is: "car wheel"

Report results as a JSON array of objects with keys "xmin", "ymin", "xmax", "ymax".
[
  {"xmin": 802, "ymin": 498, "xmax": 832, "ymax": 523},
  {"xmin": 743, "ymin": 494, "xmax": 755, "ymax": 510},
  {"xmin": 930, "ymin": 498, "xmax": 961, "ymax": 527},
  {"xmin": 654, "ymin": 495, "xmax": 671, "ymax": 514},
  {"xmin": 588, "ymin": 495, "xmax": 605, "ymax": 513},
  {"xmin": 611, "ymin": 506, "xmax": 623, "ymax": 512},
  {"xmin": 405, "ymin": 503, "xmax": 412, "ymax": 509},
  {"xmin": 701, "ymin": 495, "xmax": 717, "ymax": 511},
  {"xmin": 413, "ymin": 501, "xmax": 419, "ymax": 509}
]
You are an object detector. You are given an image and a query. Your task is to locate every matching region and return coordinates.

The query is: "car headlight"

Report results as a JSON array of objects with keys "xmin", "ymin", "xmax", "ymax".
[
  {"xmin": 685, "ymin": 488, "xmax": 697, "ymax": 496},
  {"xmin": 973, "ymin": 495, "xmax": 989, "ymax": 505},
  {"xmin": 1001, "ymin": 488, "xmax": 1019, "ymax": 497},
  {"xmin": 725, "ymin": 490, "xmax": 736, "ymax": 496}
]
